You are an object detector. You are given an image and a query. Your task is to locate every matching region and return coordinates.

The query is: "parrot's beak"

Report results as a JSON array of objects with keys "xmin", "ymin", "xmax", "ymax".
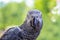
[
  {"xmin": 30, "ymin": 17, "xmax": 39, "ymax": 28},
  {"xmin": 33, "ymin": 17, "xmax": 37, "ymax": 25},
  {"xmin": 33, "ymin": 17, "xmax": 39, "ymax": 26}
]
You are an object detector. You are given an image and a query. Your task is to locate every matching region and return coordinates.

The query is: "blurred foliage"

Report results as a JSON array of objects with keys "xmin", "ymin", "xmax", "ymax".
[
  {"xmin": 0, "ymin": 0, "xmax": 60, "ymax": 40},
  {"xmin": 34, "ymin": 0, "xmax": 56, "ymax": 13},
  {"xmin": 0, "ymin": 2, "xmax": 28, "ymax": 30}
]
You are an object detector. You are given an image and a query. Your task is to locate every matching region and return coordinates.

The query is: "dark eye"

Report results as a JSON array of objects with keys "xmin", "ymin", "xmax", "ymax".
[
  {"xmin": 36, "ymin": 16, "xmax": 38, "ymax": 18},
  {"xmin": 31, "ymin": 16, "xmax": 34, "ymax": 18}
]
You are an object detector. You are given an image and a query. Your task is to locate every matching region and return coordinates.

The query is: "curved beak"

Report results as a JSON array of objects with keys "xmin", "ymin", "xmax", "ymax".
[
  {"xmin": 32, "ymin": 17, "xmax": 38, "ymax": 26},
  {"xmin": 30, "ymin": 17, "xmax": 39, "ymax": 29},
  {"xmin": 33, "ymin": 17, "xmax": 38, "ymax": 26}
]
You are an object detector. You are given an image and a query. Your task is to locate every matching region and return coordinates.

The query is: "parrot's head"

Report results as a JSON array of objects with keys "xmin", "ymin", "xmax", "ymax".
[{"xmin": 26, "ymin": 9, "xmax": 43, "ymax": 30}]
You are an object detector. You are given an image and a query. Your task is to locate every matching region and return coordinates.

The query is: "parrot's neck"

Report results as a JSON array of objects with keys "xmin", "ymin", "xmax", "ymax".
[
  {"xmin": 20, "ymin": 20, "xmax": 37, "ymax": 32},
  {"xmin": 20, "ymin": 20, "xmax": 40, "ymax": 36}
]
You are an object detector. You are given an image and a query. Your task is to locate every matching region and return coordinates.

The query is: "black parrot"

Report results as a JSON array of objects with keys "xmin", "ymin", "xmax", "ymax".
[{"xmin": 0, "ymin": 9, "xmax": 43, "ymax": 40}]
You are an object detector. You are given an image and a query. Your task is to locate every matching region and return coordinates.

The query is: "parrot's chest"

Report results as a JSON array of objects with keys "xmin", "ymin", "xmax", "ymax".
[{"xmin": 20, "ymin": 30, "xmax": 39, "ymax": 40}]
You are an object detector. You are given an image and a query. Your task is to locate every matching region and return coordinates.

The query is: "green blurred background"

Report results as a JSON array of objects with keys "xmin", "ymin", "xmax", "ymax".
[{"xmin": 1, "ymin": 0, "xmax": 60, "ymax": 40}]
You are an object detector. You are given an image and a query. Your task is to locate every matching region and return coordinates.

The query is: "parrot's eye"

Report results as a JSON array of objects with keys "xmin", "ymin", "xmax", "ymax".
[
  {"xmin": 36, "ymin": 16, "xmax": 38, "ymax": 18},
  {"xmin": 31, "ymin": 16, "xmax": 34, "ymax": 18}
]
